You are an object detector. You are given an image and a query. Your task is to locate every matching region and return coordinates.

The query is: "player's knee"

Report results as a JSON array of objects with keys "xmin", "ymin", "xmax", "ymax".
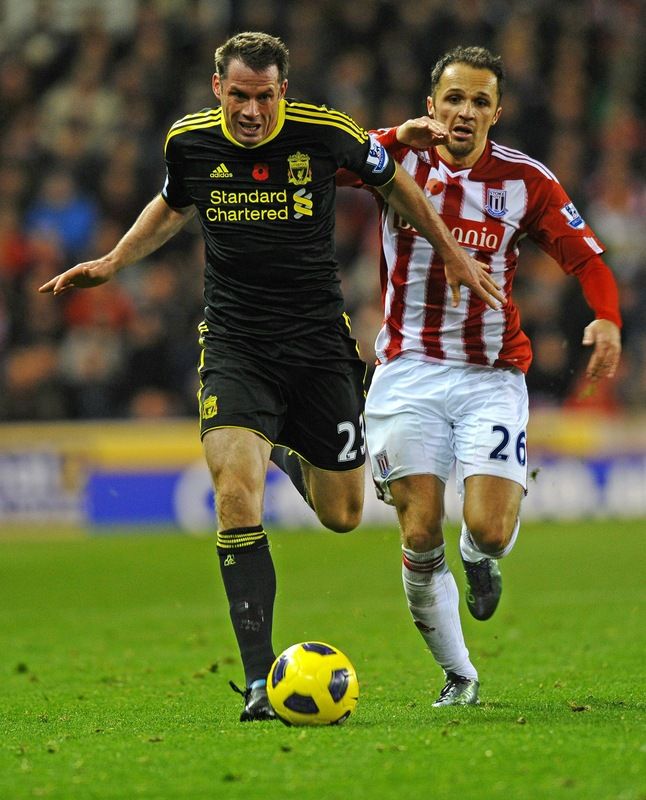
[
  {"xmin": 316, "ymin": 502, "xmax": 362, "ymax": 533},
  {"xmin": 403, "ymin": 526, "xmax": 443, "ymax": 553},
  {"xmin": 214, "ymin": 481, "xmax": 261, "ymax": 525},
  {"xmin": 395, "ymin": 496, "xmax": 443, "ymax": 552},
  {"xmin": 466, "ymin": 517, "xmax": 513, "ymax": 555}
]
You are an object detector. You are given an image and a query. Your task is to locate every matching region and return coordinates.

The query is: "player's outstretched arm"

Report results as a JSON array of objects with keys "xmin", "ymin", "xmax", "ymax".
[
  {"xmin": 582, "ymin": 319, "xmax": 621, "ymax": 381},
  {"xmin": 394, "ymin": 116, "xmax": 451, "ymax": 149},
  {"xmin": 38, "ymin": 195, "xmax": 196, "ymax": 295},
  {"xmin": 376, "ymin": 165, "xmax": 505, "ymax": 310}
]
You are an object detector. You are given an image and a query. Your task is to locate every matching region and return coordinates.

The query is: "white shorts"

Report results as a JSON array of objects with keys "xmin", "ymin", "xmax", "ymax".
[{"xmin": 365, "ymin": 357, "xmax": 529, "ymax": 505}]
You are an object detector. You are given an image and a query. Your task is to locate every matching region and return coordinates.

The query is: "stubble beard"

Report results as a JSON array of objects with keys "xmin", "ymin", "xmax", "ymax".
[{"xmin": 445, "ymin": 139, "xmax": 476, "ymax": 160}]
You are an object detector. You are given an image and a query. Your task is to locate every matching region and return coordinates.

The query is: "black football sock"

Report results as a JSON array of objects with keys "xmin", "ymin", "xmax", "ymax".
[
  {"xmin": 217, "ymin": 525, "xmax": 276, "ymax": 686},
  {"xmin": 270, "ymin": 446, "xmax": 311, "ymax": 507}
]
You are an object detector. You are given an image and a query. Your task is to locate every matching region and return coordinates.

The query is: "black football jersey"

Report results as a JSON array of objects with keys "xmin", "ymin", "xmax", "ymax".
[{"xmin": 162, "ymin": 98, "xmax": 395, "ymax": 339}]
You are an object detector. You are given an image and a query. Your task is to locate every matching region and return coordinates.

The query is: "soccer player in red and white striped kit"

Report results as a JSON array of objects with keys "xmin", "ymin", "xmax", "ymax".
[{"xmin": 360, "ymin": 46, "xmax": 622, "ymax": 706}]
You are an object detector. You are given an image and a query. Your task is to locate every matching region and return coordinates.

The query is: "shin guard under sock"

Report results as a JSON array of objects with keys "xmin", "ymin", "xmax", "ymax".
[
  {"xmin": 217, "ymin": 525, "xmax": 276, "ymax": 686},
  {"xmin": 402, "ymin": 545, "xmax": 477, "ymax": 680}
]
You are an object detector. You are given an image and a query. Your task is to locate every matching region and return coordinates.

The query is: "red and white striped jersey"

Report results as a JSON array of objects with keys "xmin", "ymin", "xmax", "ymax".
[{"xmin": 372, "ymin": 137, "xmax": 608, "ymax": 373}]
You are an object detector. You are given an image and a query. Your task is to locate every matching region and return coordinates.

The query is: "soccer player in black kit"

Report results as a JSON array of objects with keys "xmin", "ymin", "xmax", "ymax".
[{"xmin": 39, "ymin": 32, "xmax": 503, "ymax": 722}]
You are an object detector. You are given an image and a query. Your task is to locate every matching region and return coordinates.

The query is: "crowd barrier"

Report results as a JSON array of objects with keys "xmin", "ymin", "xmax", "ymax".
[{"xmin": 0, "ymin": 411, "xmax": 644, "ymax": 532}]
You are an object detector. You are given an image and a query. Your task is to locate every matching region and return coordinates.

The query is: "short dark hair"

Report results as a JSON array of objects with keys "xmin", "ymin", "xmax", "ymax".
[
  {"xmin": 214, "ymin": 31, "xmax": 289, "ymax": 83},
  {"xmin": 430, "ymin": 46, "xmax": 505, "ymax": 105}
]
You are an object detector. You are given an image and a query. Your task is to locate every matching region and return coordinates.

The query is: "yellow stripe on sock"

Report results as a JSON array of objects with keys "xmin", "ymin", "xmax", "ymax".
[{"xmin": 217, "ymin": 530, "xmax": 266, "ymax": 550}]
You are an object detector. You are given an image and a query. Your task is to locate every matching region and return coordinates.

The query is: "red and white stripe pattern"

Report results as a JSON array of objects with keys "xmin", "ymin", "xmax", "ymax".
[
  {"xmin": 373, "ymin": 138, "xmax": 606, "ymax": 374},
  {"xmin": 402, "ymin": 549, "xmax": 446, "ymax": 574}
]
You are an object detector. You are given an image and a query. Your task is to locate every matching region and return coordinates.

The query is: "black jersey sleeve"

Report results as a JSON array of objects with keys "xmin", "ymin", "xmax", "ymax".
[
  {"xmin": 161, "ymin": 132, "xmax": 193, "ymax": 209},
  {"xmin": 352, "ymin": 133, "xmax": 396, "ymax": 187},
  {"xmin": 337, "ymin": 131, "xmax": 396, "ymax": 188},
  {"xmin": 307, "ymin": 103, "xmax": 396, "ymax": 188}
]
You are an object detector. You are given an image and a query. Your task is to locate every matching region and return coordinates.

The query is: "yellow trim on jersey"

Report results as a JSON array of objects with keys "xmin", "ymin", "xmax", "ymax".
[
  {"xmin": 164, "ymin": 109, "xmax": 222, "ymax": 153},
  {"xmin": 342, "ymin": 312, "xmax": 368, "ymax": 397},
  {"xmin": 168, "ymin": 108, "xmax": 221, "ymax": 128},
  {"xmin": 379, "ymin": 161, "xmax": 398, "ymax": 189},
  {"xmin": 196, "ymin": 321, "xmax": 209, "ymax": 436},
  {"xmin": 286, "ymin": 101, "xmax": 367, "ymax": 137},
  {"xmin": 285, "ymin": 102, "xmax": 368, "ymax": 143},
  {"xmin": 342, "ymin": 311, "xmax": 354, "ymax": 334},
  {"xmin": 220, "ymin": 99, "xmax": 286, "ymax": 149},
  {"xmin": 285, "ymin": 112, "xmax": 368, "ymax": 143},
  {"xmin": 288, "ymin": 100, "xmax": 365, "ymax": 132}
]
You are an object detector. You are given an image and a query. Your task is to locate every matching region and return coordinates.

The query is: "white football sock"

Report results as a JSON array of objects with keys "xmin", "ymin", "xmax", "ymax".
[
  {"xmin": 402, "ymin": 544, "xmax": 477, "ymax": 680},
  {"xmin": 460, "ymin": 517, "xmax": 520, "ymax": 562}
]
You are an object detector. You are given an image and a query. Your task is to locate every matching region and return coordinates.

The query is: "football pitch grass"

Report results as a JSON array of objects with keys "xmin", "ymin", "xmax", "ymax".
[{"xmin": 1, "ymin": 520, "xmax": 643, "ymax": 800}]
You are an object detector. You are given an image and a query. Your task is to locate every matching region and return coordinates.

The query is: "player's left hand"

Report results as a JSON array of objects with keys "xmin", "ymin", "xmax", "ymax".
[
  {"xmin": 582, "ymin": 319, "xmax": 621, "ymax": 380},
  {"xmin": 444, "ymin": 256, "xmax": 505, "ymax": 310},
  {"xmin": 396, "ymin": 117, "xmax": 450, "ymax": 149}
]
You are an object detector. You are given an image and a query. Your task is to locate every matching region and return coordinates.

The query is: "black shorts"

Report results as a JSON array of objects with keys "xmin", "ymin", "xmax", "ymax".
[{"xmin": 197, "ymin": 316, "xmax": 366, "ymax": 471}]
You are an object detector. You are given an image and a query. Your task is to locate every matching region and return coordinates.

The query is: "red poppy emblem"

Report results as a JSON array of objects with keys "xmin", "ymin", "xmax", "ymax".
[
  {"xmin": 425, "ymin": 179, "xmax": 445, "ymax": 196},
  {"xmin": 252, "ymin": 163, "xmax": 270, "ymax": 181}
]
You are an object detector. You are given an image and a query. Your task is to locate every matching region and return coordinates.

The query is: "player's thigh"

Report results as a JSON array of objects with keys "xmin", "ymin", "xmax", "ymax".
[
  {"xmin": 365, "ymin": 358, "xmax": 454, "ymax": 505},
  {"xmin": 301, "ymin": 461, "xmax": 365, "ymax": 533},
  {"xmin": 452, "ymin": 367, "xmax": 529, "ymax": 495},
  {"xmin": 197, "ymin": 329, "xmax": 286, "ymax": 444},
  {"xmin": 283, "ymin": 356, "xmax": 366, "ymax": 473},
  {"xmin": 463, "ymin": 474, "xmax": 523, "ymax": 541},
  {"xmin": 202, "ymin": 427, "xmax": 271, "ymax": 529},
  {"xmin": 198, "ymin": 345, "xmax": 282, "ymax": 527},
  {"xmin": 202, "ymin": 426, "xmax": 271, "ymax": 488},
  {"xmin": 283, "ymin": 356, "xmax": 367, "ymax": 531},
  {"xmin": 389, "ymin": 473, "xmax": 446, "ymax": 551}
]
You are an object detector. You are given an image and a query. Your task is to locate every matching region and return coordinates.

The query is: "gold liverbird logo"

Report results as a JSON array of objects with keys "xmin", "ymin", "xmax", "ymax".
[
  {"xmin": 287, "ymin": 151, "xmax": 312, "ymax": 185},
  {"xmin": 201, "ymin": 395, "xmax": 218, "ymax": 419}
]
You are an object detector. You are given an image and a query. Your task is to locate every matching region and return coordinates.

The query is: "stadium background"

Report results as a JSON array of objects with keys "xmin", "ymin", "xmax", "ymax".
[{"xmin": 0, "ymin": 0, "xmax": 644, "ymax": 529}]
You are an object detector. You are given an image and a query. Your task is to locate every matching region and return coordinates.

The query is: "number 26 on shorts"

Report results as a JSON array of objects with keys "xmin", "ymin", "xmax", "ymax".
[{"xmin": 489, "ymin": 424, "xmax": 527, "ymax": 466}]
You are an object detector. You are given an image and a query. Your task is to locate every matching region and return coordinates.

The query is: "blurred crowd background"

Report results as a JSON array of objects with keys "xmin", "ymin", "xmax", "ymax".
[{"xmin": 0, "ymin": 0, "xmax": 644, "ymax": 423}]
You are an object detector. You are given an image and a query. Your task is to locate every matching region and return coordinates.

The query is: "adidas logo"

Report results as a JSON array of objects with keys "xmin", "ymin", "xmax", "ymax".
[
  {"xmin": 210, "ymin": 162, "xmax": 233, "ymax": 178},
  {"xmin": 223, "ymin": 554, "xmax": 236, "ymax": 566}
]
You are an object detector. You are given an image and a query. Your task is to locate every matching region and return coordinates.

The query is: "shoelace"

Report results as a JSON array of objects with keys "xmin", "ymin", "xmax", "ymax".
[
  {"xmin": 229, "ymin": 680, "xmax": 249, "ymax": 700},
  {"xmin": 439, "ymin": 673, "xmax": 469, "ymax": 698}
]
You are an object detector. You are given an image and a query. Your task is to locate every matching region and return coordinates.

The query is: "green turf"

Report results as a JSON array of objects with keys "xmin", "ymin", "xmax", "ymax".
[{"xmin": 1, "ymin": 520, "xmax": 644, "ymax": 800}]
